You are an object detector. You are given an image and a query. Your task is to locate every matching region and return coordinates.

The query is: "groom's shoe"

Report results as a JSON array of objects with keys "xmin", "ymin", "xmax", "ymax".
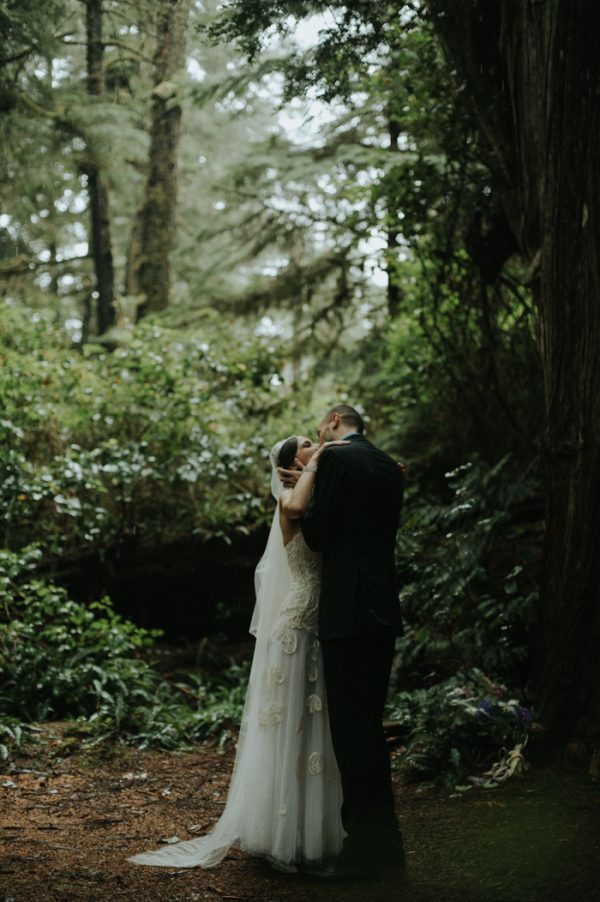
[
  {"xmin": 302, "ymin": 853, "xmax": 378, "ymax": 882},
  {"xmin": 373, "ymin": 838, "xmax": 407, "ymax": 871}
]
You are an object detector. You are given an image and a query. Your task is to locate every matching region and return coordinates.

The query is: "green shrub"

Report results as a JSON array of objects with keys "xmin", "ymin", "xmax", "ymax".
[
  {"xmin": 0, "ymin": 721, "xmax": 27, "ymax": 762},
  {"xmin": 0, "ymin": 547, "xmax": 160, "ymax": 723},
  {"xmin": 381, "ymin": 457, "xmax": 540, "ymax": 785},
  {"xmin": 0, "ymin": 548, "xmax": 247, "ymax": 750},
  {"xmin": 0, "ymin": 301, "xmax": 310, "ymax": 559},
  {"xmin": 123, "ymin": 663, "xmax": 249, "ymax": 751},
  {"xmin": 395, "ymin": 455, "xmax": 540, "ymax": 687},
  {"xmin": 387, "ymin": 669, "xmax": 533, "ymax": 785}
]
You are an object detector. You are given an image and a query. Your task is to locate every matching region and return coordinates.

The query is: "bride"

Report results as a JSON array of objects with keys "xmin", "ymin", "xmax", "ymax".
[{"xmin": 128, "ymin": 435, "xmax": 346, "ymax": 871}]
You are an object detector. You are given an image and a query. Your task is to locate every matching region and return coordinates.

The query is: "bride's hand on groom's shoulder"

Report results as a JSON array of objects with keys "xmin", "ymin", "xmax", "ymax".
[
  {"xmin": 306, "ymin": 439, "xmax": 349, "ymax": 468},
  {"xmin": 315, "ymin": 439, "xmax": 350, "ymax": 456},
  {"xmin": 277, "ymin": 441, "xmax": 349, "ymax": 488},
  {"xmin": 277, "ymin": 467, "xmax": 301, "ymax": 489}
]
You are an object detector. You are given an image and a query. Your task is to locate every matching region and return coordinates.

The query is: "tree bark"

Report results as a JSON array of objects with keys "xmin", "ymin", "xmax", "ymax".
[
  {"xmin": 85, "ymin": 0, "xmax": 115, "ymax": 335},
  {"xmin": 133, "ymin": 0, "xmax": 192, "ymax": 316},
  {"xmin": 290, "ymin": 228, "xmax": 305, "ymax": 387},
  {"xmin": 429, "ymin": 0, "xmax": 600, "ymax": 744},
  {"xmin": 386, "ymin": 112, "xmax": 402, "ymax": 318}
]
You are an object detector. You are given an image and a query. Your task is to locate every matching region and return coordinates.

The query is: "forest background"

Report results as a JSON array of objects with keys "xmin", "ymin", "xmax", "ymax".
[{"xmin": 1, "ymin": 0, "xmax": 597, "ymax": 787}]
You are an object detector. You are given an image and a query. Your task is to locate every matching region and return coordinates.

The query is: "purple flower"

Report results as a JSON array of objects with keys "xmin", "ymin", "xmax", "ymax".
[
  {"xmin": 514, "ymin": 705, "xmax": 533, "ymax": 724},
  {"xmin": 476, "ymin": 698, "xmax": 494, "ymax": 717}
]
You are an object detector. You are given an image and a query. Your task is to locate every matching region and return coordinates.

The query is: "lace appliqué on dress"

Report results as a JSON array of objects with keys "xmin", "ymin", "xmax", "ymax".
[
  {"xmin": 308, "ymin": 752, "xmax": 324, "ymax": 775},
  {"xmin": 265, "ymin": 666, "xmax": 285, "ymax": 689},
  {"xmin": 272, "ymin": 532, "xmax": 321, "ymax": 640},
  {"xmin": 258, "ymin": 704, "xmax": 284, "ymax": 726},
  {"xmin": 306, "ymin": 641, "xmax": 319, "ymax": 683},
  {"xmin": 281, "ymin": 629, "xmax": 298, "ymax": 655}
]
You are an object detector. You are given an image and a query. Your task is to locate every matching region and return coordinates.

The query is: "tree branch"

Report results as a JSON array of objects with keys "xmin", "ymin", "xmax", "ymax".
[
  {"xmin": 17, "ymin": 92, "xmax": 58, "ymax": 118},
  {"xmin": 0, "ymin": 254, "xmax": 91, "ymax": 277},
  {"xmin": 61, "ymin": 37, "xmax": 154, "ymax": 63}
]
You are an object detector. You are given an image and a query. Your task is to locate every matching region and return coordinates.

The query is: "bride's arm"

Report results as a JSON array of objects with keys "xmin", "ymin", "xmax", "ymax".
[
  {"xmin": 279, "ymin": 466, "xmax": 317, "ymax": 519},
  {"xmin": 279, "ymin": 440, "xmax": 347, "ymax": 520}
]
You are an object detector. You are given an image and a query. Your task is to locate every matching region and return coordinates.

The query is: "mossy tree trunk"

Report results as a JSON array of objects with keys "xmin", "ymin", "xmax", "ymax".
[
  {"xmin": 429, "ymin": 0, "xmax": 600, "ymax": 746},
  {"xmin": 134, "ymin": 0, "xmax": 192, "ymax": 316}
]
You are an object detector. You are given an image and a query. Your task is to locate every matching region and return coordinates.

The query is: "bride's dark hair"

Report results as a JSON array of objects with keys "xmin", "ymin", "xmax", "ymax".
[{"xmin": 277, "ymin": 436, "xmax": 298, "ymax": 469}]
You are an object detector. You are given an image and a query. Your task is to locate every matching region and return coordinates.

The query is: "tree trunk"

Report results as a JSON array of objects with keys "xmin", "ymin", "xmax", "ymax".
[
  {"xmin": 85, "ymin": 0, "xmax": 115, "ymax": 335},
  {"xmin": 290, "ymin": 228, "xmax": 305, "ymax": 387},
  {"xmin": 429, "ymin": 0, "xmax": 600, "ymax": 745},
  {"xmin": 386, "ymin": 113, "xmax": 402, "ymax": 318},
  {"xmin": 134, "ymin": 0, "xmax": 192, "ymax": 316}
]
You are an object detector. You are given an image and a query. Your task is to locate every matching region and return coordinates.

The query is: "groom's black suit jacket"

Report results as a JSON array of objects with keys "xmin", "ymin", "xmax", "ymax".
[{"xmin": 300, "ymin": 433, "xmax": 404, "ymax": 640}]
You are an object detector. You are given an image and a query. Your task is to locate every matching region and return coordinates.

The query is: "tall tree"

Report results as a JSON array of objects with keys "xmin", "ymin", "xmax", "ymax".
[
  {"xmin": 86, "ymin": 0, "xmax": 116, "ymax": 334},
  {"xmin": 429, "ymin": 0, "xmax": 600, "ymax": 746},
  {"xmin": 385, "ymin": 110, "xmax": 402, "ymax": 319},
  {"xmin": 133, "ymin": 0, "xmax": 193, "ymax": 315}
]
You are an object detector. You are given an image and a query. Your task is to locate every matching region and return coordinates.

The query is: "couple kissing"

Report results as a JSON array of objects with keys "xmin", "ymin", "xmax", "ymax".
[{"xmin": 129, "ymin": 403, "xmax": 406, "ymax": 881}]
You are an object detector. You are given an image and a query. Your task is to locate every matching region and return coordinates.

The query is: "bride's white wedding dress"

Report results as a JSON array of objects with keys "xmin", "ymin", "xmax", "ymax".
[{"xmin": 128, "ymin": 525, "xmax": 344, "ymax": 869}]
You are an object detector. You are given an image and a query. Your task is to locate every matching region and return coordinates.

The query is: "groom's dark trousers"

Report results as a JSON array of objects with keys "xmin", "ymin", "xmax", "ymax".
[{"xmin": 301, "ymin": 433, "xmax": 404, "ymax": 862}]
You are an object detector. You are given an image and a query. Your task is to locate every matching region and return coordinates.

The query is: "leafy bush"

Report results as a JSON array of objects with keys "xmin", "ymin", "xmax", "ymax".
[
  {"xmin": 380, "ymin": 457, "xmax": 540, "ymax": 784},
  {"xmin": 0, "ymin": 547, "xmax": 160, "ymax": 722},
  {"xmin": 0, "ymin": 721, "xmax": 27, "ymax": 762},
  {"xmin": 121, "ymin": 662, "xmax": 249, "ymax": 751},
  {"xmin": 0, "ymin": 301, "xmax": 309, "ymax": 559},
  {"xmin": 387, "ymin": 669, "xmax": 533, "ymax": 785},
  {"xmin": 395, "ymin": 455, "xmax": 540, "ymax": 688},
  {"xmin": 0, "ymin": 548, "xmax": 247, "ymax": 750}
]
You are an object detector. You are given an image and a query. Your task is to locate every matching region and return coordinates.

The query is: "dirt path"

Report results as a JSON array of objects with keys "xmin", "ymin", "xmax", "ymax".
[{"xmin": 1, "ymin": 725, "xmax": 599, "ymax": 902}]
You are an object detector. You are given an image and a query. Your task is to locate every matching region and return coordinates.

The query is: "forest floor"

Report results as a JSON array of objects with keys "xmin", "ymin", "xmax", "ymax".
[{"xmin": 1, "ymin": 723, "xmax": 599, "ymax": 902}]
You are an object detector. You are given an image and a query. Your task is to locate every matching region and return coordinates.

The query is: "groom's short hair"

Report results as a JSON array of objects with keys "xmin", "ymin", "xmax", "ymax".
[{"xmin": 325, "ymin": 404, "xmax": 365, "ymax": 434}]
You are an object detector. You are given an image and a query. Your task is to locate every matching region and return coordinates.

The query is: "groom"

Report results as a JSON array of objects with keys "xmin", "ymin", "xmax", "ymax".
[{"xmin": 300, "ymin": 404, "xmax": 405, "ymax": 879}]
